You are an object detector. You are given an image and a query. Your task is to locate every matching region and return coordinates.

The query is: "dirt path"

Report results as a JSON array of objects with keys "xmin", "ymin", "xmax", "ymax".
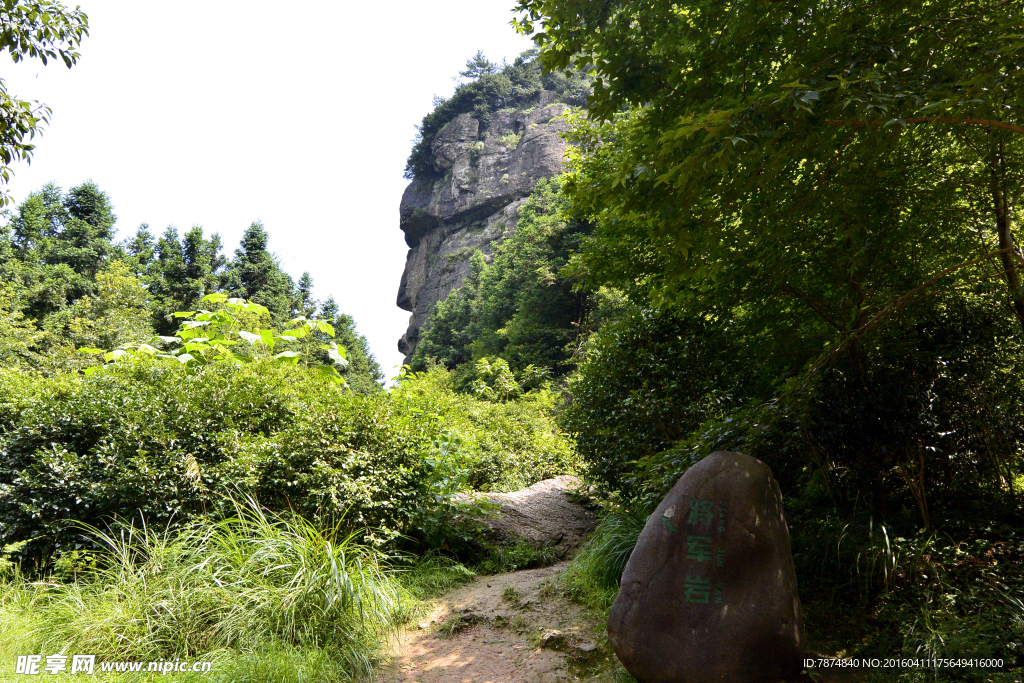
[{"xmin": 382, "ymin": 562, "xmax": 622, "ymax": 683}]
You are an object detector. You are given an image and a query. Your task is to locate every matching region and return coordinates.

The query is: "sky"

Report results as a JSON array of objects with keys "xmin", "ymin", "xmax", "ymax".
[{"xmin": 1, "ymin": 0, "xmax": 536, "ymax": 378}]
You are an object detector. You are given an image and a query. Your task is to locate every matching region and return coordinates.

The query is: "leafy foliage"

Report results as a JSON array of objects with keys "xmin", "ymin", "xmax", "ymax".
[
  {"xmin": 0, "ymin": 353, "xmax": 576, "ymax": 568},
  {"xmin": 0, "ymin": 1, "xmax": 88, "ymax": 203},
  {"xmin": 0, "ymin": 181, "xmax": 386, "ymax": 391}
]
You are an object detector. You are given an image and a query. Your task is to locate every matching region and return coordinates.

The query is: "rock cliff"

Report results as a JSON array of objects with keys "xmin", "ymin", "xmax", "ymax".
[{"xmin": 397, "ymin": 97, "xmax": 570, "ymax": 361}]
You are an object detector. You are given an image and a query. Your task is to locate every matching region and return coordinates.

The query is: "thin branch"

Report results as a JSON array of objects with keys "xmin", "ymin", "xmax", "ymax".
[
  {"xmin": 825, "ymin": 117, "xmax": 1024, "ymax": 135},
  {"xmin": 803, "ymin": 248, "xmax": 1022, "ymax": 381}
]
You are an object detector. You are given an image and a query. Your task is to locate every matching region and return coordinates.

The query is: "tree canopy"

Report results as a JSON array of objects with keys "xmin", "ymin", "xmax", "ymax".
[{"xmin": 0, "ymin": 0, "xmax": 89, "ymax": 203}]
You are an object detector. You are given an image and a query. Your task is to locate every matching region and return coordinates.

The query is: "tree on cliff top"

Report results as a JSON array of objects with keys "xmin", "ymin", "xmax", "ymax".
[{"xmin": 460, "ymin": 50, "xmax": 499, "ymax": 80}]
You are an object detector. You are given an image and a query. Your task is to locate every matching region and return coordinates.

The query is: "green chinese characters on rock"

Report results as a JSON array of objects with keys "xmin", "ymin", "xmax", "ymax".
[{"xmin": 682, "ymin": 497, "xmax": 726, "ymax": 605}]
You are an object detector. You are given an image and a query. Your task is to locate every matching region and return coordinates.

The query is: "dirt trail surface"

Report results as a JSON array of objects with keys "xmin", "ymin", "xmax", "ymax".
[{"xmin": 382, "ymin": 562, "xmax": 618, "ymax": 683}]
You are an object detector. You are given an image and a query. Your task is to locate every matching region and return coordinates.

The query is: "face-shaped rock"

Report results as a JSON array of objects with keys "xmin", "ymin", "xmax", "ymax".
[{"xmin": 608, "ymin": 451, "xmax": 804, "ymax": 683}]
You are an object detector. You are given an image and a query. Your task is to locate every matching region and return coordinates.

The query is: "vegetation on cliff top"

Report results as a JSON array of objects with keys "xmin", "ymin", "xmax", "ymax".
[{"xmin": 404, "ymin": 49, "xmax": 591, "ymax": 180}]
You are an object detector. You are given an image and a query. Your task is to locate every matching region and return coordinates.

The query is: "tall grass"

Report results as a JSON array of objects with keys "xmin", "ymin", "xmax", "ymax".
[
  {"xmin": 561, "ymin": 509, "xmax": 647, "ymax": 612},
  {"xmin": 0, "ymin": 495, "xmax": 405, "ymax": 680}
]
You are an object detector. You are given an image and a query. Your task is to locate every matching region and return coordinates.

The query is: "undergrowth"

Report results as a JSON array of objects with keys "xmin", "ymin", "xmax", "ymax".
[{"xmin": 0, "ymin": 496, "xmax": 405, "ymax": 681}]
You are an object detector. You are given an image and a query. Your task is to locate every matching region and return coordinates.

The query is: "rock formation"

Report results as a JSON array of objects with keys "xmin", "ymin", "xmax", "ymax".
[
  {"xmin": 396, "ymin": 98, "xmax": 570, "ymax": 361},
  {"xmin": 458, "ymin": 475, "xmax": 596, "ymax": 554},
  {"xmin": 608, "ymin": 451, "xmax": 804, "ymax": 683}
]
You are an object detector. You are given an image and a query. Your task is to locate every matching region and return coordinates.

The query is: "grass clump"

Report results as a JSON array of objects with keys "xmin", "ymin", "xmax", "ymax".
[
  {"xmin": 436, "ymin": 614, "xmax": 467, "ymax": 638},
  {"xmin": 501, "ymin": 584, "xmax": 521, "ymax": 605},
  {"xmin": 397, "ymin": 554, "xmax": 476, "ymax": 601},
  {"xmin": 561, "ymin": 509, "xmax": 646, "ymax": 613},
  {"xmin": 475, "ymin": 541, "xmax": 561, "ymax": 575},
  {"xmin": 0, "ymin": 495, "xmax": 404, "ymax": 681}
]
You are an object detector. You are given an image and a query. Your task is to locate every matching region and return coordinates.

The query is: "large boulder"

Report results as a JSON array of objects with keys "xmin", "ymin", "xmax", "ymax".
[
  {"xmin": 460, "ymin": 475, "xmax": 596, "ymax": 554},
  {"xmin": 608, "ymin": 451, "xmax": 804, "ymax": 683}
]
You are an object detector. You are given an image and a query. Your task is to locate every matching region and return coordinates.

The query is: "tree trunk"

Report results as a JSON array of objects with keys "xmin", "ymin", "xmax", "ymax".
[{"xmin": 991, "ymin": 142, "xmax": 1024, "ymax": 333}]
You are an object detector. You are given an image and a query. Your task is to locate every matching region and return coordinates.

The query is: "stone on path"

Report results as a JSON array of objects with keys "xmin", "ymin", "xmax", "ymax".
[{"xmin": 608, "ymin": 451, "xmax": 804, "ymax": 683}]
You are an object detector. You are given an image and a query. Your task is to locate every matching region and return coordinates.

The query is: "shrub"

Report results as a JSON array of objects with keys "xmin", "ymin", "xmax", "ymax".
[
  {"xmin": 560, "ymin": 308, "xmax": 747, "ymax": 498},
  {"xmin": 0, "ymin": 359, "xmax": 433, "ymax": 566},
  {"xmin": 0, "ymin": 356, "xmax": 578, "ymax": 567}
]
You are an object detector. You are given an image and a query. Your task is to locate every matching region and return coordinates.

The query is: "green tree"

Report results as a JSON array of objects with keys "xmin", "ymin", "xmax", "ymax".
[
  {"xmin": 3, "ymin": 181, "xmax": 117, "ymax": 320},
  {"xmin": 460, "ymin": 50, "xmax": 499, "ymax": 80},
  {"xmin": 0, "ymin": 0, "xmax": 89, "ymax": 204},
  {"xmin": 123, "ymin": 223, "xmax": 155, "ymax": 273},
  {"xmin": 297, "ymin": 271, "xmax": 316, "ymax": 317},
  {"xmin": 470, "ymin": 177, "xmax": 591, "ymax": 372},
  {"xmin": 46, "ymin": 259, "xmax": 153, "ymax": 352},
  {"xmin": 144, "ymin": 225, "xmax": 225, "ymax": 333},
  {"xmin": 320, "ymin": 295, "xmax": 384, "ymax": 393},
  {"xmin": 516, "ymin": 0, "xmax": 1024, "ymax": 343},
  {"xmin": 223, "ymin": 221, "xmax": 297, "ymax": 324}
]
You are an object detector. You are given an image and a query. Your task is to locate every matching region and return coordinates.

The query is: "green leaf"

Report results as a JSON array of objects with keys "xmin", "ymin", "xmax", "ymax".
[
  {"xmin": 274, "ymin": 350, "xmax": 300, "ymax": 365},
  {"xmin": 259, "ymin": 329, "xmax": 276, "ymax": 350}
]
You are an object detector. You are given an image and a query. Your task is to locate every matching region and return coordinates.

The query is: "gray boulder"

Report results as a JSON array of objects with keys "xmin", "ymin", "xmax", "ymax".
[
  {"xmin": 608, "ymin": 451, "xmax": 804, "ymax": 683},
  {"xmin": 460, "ymin": 475, "xmax": 596, "ymax": 554}
]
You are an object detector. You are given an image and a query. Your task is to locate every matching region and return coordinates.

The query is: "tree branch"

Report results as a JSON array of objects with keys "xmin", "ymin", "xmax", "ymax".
[{"xmin": 824, "ymin": 117, "xmax": 1024, "ymax": 135}]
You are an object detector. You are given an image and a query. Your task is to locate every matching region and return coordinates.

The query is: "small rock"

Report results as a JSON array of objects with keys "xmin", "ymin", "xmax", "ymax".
[
  {"xmin": 416, "ymin": 621, "xmax": 430, "ymax": 630},
  {"xmin": 570, "ymin": 642, "xmax": 598, "ymax": 663},
  {"xmin": 539, "ymin": 629, "xmax": 568, "ymax": 651}
]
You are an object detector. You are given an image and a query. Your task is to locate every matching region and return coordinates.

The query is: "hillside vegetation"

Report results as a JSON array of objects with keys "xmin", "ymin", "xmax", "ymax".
[{"xmin": 1, "ymin": 7, "xmax": 1024, "ymax": 681}]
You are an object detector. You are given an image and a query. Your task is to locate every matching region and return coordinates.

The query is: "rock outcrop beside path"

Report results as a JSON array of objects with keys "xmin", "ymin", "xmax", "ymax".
[{"xmin": 460, "ymin": 475, "xmax": 596, "ymax": 553}]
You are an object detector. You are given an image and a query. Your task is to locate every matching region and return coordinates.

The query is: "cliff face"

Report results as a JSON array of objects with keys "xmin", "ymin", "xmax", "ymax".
[{"xmin": 397, "ymin": 97, "xmax": 570, "ymax": 361}]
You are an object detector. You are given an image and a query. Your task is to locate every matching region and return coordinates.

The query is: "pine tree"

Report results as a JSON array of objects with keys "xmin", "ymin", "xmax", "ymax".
[
  {"xmin": 320, "ymin": 295, "xmax": 384, "ymax": 393},
  {"xmin": 223, "ymin": 221, "xmax": 296, "ymax": 324}
]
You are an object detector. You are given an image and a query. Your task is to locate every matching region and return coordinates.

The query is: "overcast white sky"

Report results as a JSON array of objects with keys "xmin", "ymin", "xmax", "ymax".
[{"xmin": 1, "ymin": 0, "xmax": 535, "ymax": 378}]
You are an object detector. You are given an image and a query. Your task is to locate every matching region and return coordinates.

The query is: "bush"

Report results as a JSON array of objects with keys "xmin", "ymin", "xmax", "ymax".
[
  {"xmin": 560, "ymin": 308, "xmax": 750, "ymax": 497},
  {"xmin": 393, "ymin": 364, "xmax": 579, "ymax": 494},
  {"xmin": 0, "ymin": 357, "xmax": 579, "ymax": 567}
]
